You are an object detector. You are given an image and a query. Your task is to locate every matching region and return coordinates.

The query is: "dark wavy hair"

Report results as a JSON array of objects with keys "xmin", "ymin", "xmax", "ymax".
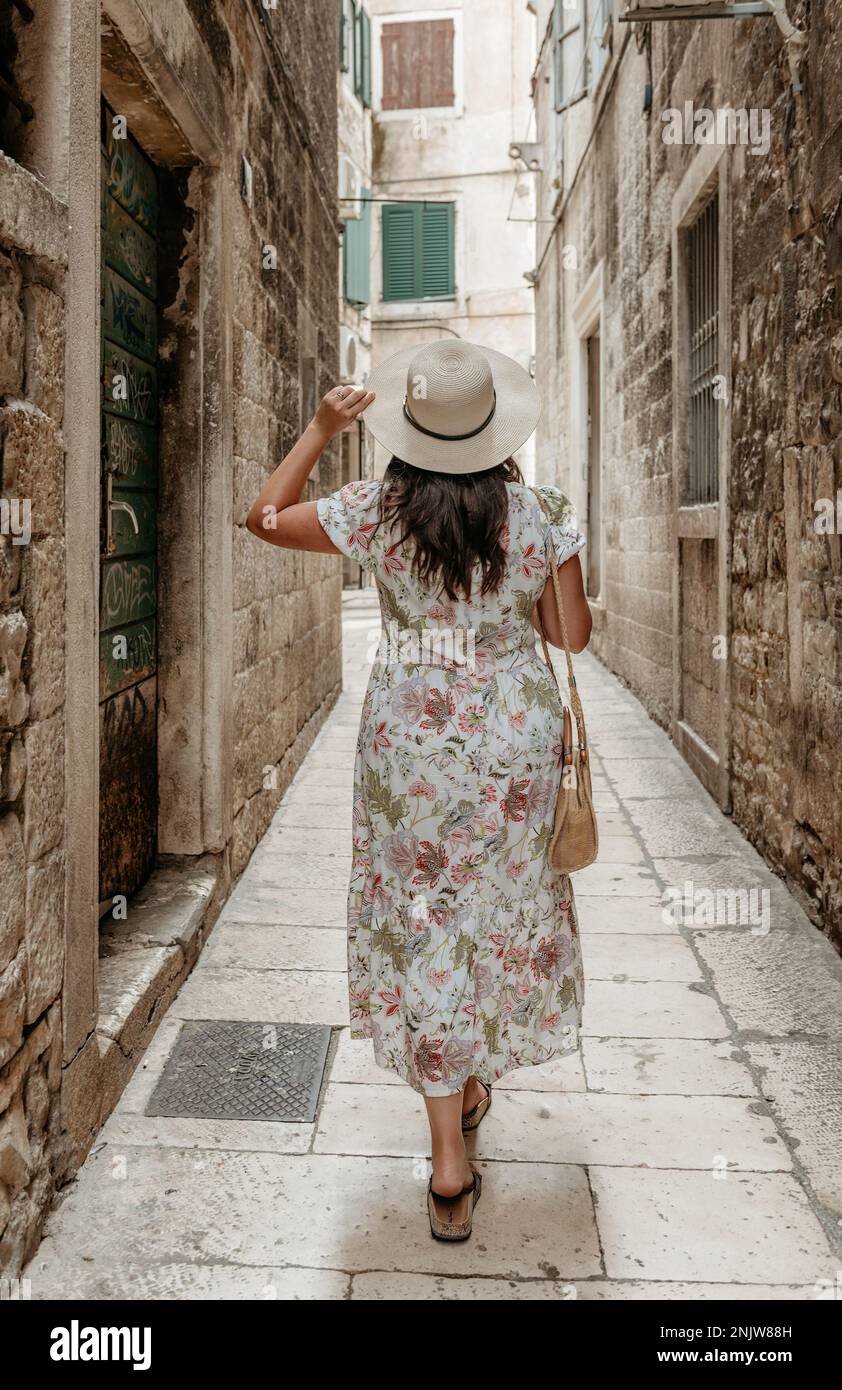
[{"xmin": 374, "ymin": 455, "xmax": 524, "ymax": 602}]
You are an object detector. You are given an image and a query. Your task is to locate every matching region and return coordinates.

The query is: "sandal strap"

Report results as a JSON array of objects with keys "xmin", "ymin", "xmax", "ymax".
[{"xmin": 429, "ymin": 1173, "xmax": 478, "ymax": 1202}]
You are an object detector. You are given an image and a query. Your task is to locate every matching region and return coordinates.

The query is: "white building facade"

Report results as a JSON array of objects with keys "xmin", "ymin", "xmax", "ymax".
[{"xmin": 364, "ymin": 0, "xmax": 539, "ymax": 479}]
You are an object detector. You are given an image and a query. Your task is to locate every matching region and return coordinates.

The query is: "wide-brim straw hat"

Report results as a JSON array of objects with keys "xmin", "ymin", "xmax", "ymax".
[{"xmin": 361, "ymin": 339, "xmax": 540, "ymax": 474}]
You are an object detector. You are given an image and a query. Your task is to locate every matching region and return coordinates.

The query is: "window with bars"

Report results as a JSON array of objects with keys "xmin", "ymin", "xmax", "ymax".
[
  {"xmin": 686, "ymin": 194, "xmax": 720, "ymax": 505},
  {"xmin": 381, "ymin": 202, "xmax": 455, "ymax": 301},
  {"xmin": 381, "ymin": 18, "xmax": 455, "ymax": 111}
]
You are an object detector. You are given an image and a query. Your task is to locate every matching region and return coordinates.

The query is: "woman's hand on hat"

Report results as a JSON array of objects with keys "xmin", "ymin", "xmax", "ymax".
[{"xmin": 311, "ymin": 385, "xmax": 375, "ymax": 441}]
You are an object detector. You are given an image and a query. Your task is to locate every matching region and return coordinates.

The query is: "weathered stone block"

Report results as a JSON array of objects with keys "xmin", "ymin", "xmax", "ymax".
[
  {"xmin": 0, "ymin": 1098, "xmax": 32, "ymax": 1192},
  {"xmin": 24, "ymin": 1065, "xmax": 50, "ymax": 1137},
  {"xmin": 21, "ymin": 538, "xmax": 64, "ymax": 720},
  {"xmin": 24, "ymin": 850, "xmax": 64, "ymax": 1025},
  {"xmin": 22, "ymin": 714, "xmax": 63, "ymax": 862},
  {"xmin": 0, "ymin": 950, "xmax": 26, "ymax": 1069},
  {"xmin": 0, "ymin": 732, "xmax": 25, "ymax": 803},
  {"xmin": 0, "ymin": 249, "xmax": 24, "ymax": 397},
  {"xmin": 0, "ymin": 403, "xmax": 63, "ymax": 536},
  {"xmin": 0, "ymin": 535, "xmax": 22, "ymax": 604},
  {"xmin": 0, "ymin": 609, "xmax": 28, "ymax": 728},
  {"xmin": 0, "ymin": 812, "xmax": 25, "ymax": 972},
  {"xmin": 22, "ymin": 284, "xmax": 64, "ymax": 422}
]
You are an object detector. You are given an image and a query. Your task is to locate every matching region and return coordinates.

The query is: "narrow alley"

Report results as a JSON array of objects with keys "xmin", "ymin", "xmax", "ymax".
[{"xmin": 23, "ymin": 591, "xmax": 842, "ymax": 1300}]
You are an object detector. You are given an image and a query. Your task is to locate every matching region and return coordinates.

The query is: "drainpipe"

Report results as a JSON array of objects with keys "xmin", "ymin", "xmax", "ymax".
[{"xmin": 767, "ymin": 0, "xmax": 808, "ymax": 94}]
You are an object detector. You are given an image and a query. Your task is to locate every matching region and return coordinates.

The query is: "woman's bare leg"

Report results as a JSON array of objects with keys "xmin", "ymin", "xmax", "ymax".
[
  {"xmin": 462, "ymin": 1075, "xmax": 487, "ymax": 1115},
  {"xmin": 424, "ymin": 1091, "xmax": 474, "ymax": 1197}
]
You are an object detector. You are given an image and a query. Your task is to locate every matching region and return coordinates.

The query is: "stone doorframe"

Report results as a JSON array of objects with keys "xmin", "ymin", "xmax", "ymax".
[
  {"xmin": 63, "ymin": 0, "xmax": 233, "ymax": 1072},
  {"xmin": 670, "ymin": 143, "xmax": 733, "ymax": 811}
]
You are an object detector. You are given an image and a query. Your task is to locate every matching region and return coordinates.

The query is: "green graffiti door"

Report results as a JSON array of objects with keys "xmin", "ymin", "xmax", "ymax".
[{"xmin": 99, "ymin": 101, "xmax": 159, "ymax": 905}]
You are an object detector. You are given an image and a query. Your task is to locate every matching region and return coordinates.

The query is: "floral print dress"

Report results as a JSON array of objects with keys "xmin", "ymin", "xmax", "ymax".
[{"xmin": 316, "ymin": 478, "xmax": 587, "ymax": 1097}]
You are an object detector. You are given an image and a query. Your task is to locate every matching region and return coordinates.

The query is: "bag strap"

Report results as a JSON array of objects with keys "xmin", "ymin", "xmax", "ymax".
[{"xmin": 531, "ymin": 488, "xmax": 588, "ymax": 756}]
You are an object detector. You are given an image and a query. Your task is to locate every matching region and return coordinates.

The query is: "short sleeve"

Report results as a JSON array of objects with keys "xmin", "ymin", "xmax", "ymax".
[
  {"xmin": 316, "ymin": 478, "xmax": 383, "ymax": 571},
  {"xmin": 534, "ymin": 484, "xmax": 586, "ymax": 568}
]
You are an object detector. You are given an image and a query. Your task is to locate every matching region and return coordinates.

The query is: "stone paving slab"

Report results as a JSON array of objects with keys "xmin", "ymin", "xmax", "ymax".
[
  {"xmin": 581, "ymin": 933, "xmax": 702, "ymax": 981},
  {"xmin": 600, "ymin": 758, "xmax": 704, "ymax": 799},
  {"xmin": 573, "ymin": 863, "xmax": 662, "ymax": 896},
  {"xmin": 28, "ymin": 1147, "xmax": 603, "ymax": 1287},
  {"xmin": 575, "ymin": 895, "xmax": 674, "ymax": 933},
  {"xmin": 202, "ymin": 922, "xmax": 348, "ymax": 971},
  {"xmin": 589, "ymin": 1168, "xmax": 836, "ymax": 1284},
  {"xmin": 100, "ymin": 1110, "xmax": 314, "ymax": 1155},
  {"xmin": 624, "ymin": 798, "xmax": 745, "ymax": 857},
  {"xmin": 23, "ymin": 590, "xmax": 842, "ymax": 1300},
  {"xmin": 313, "ymin": 1083, "xmax": 789, "ymax": 1170},
  {"xmin": 582, "ymin": 1038, "xmax": 757, "ymax": 1096},
  {"xmin": 23, "ymin": 1260, "xmax": 351, "ymax": 1301},
  {"xmin": 170, "ymin": 966, "xmax": 349, "ymax": 1024},
  {"xmin": 274, "ymin": 786, "xmax": 355, "ymax": 809},
  {"xmin": 588, "ymin": 835, "xmax": 647, "ymax": 865},
  {"xmin": 745, "ymin": 1040, "xmax": 842, "ymax": 1216},
  {"xmin": 242, "ymin": 853, "xmax": 353, "ymax": 892},
  {"xmin": 694, "ymin": 929, "xmax": 842, "ymax": 1040},
  {"xmin": 582, "ymin": 979, "xmax": 731, "ymax": 1038},
  {"xmin": 258, "ymin": 826, "xmax": 355, "ymax": 857},
  {"xmin": 349, "ymin": 1274, "xmax": 826, "ymax": 1301},
  {"xmin": 221, "ymin": 884, "xmax": 348, "ymax": 926}
]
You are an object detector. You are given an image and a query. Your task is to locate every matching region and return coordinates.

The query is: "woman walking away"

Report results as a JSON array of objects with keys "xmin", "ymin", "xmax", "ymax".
[{"xmin": 248, "ymin": 339, "xmax": 592, "ymax": 1241}]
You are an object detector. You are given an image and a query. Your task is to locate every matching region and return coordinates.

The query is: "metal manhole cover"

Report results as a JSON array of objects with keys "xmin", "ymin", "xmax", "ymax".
[{"xmin": 146, "ymin": 1021, "xmax": 332, "ymax": 1123}]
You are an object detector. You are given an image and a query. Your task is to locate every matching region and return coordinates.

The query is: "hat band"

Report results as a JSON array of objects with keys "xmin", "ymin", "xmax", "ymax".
[{"xmin": 402, "ymin": 390, "xmax": 497, "ymax": 442}]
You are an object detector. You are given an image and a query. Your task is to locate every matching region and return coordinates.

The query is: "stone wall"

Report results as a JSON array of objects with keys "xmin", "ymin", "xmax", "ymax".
[
  {"xmin": 533, "ymin": 3, "xmax": 842, "ymax": 948},
  {"xmin": 218, "ymin": 0, "xmax": 343, "ymax": 873},
  {"xmin": 0, "ymin": 0, "xmax": 343, "ymax": 1276},
  {"xmin": 0, "ymin": 163, "xmax": 68, "ymax": 1274},
  {"xmin": 728, "ymin": 5, "xmax": 842, "ymax": 948}
]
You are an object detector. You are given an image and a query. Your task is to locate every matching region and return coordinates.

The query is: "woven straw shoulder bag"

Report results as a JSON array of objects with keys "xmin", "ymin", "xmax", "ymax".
[{"xmin": 532, "ymin": 489, "xmax": 599, "ymax": 874}]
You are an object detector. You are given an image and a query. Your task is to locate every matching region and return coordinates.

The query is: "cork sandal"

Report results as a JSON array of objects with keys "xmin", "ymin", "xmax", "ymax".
[
  {"xmin": 427, "ymin": 1167, "xmax": 482, "ymax": 1241},
  {"xmin": 461, "ymin": 1079, "xmax": 491, "ymax": 1133}
]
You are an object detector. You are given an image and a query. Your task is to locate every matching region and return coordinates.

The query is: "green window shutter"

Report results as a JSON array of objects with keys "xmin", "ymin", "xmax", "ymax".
[
  {"xmin": 343, "ymin": 188, "xmax": 371, "ymax": 306},
  {"xmin": 361, "ymin": 9, "xmax": 372, "ymax": 107},
  {"xmin": 382, "ymin": 203, "xmax": 418, "ymax": 301},
  {"xmin": 352, "ymin": 2, "xmax": 363, "ymax": 100},
  {"xmin": 421, "ymin": 203, "xmax": 455, "ymax": 298},
  {"xmin": 339, "ymin": 0, "xmax": 349, "ymax": 72},
  {"xmin": 382, "ymin": 202, "xmax": 455, "ymax": 301}
]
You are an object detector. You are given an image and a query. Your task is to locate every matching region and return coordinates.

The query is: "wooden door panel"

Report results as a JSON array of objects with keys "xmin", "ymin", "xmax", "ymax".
[
  {"xmin": 103, "ymin": 118, "xmax": 158, "ymax": 234},
  {"xmin": 99, "ymin": 100, "xmax": 159, "ymax": 904},
  {"xmin": 102, "ymin": 266, "xmax": 158, "ymax": 363},
  {"xmin": 100, "ymin": 555, "xmax": 157, "ymax": 634},
  {"xmin": 99, "ymin": 616, "xmax": 157, "ymax": 700},
  {"xmin": 106, "ymin": 485, "xmax": 156, "ymax": 558},
  {"xmin": 102, "ymin": 175, "xmax": 157, "ymax": 297},
  {"xmin": 98, "ymin": 676, "xmax": 157, "ymax": 899},
  {"xmin": 102, "ymin": 416, "xmax": 157, "ymax": 490},
  {"xmin": 102, "ymin": 342, "xmax": 158, "ymax": 426}
]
